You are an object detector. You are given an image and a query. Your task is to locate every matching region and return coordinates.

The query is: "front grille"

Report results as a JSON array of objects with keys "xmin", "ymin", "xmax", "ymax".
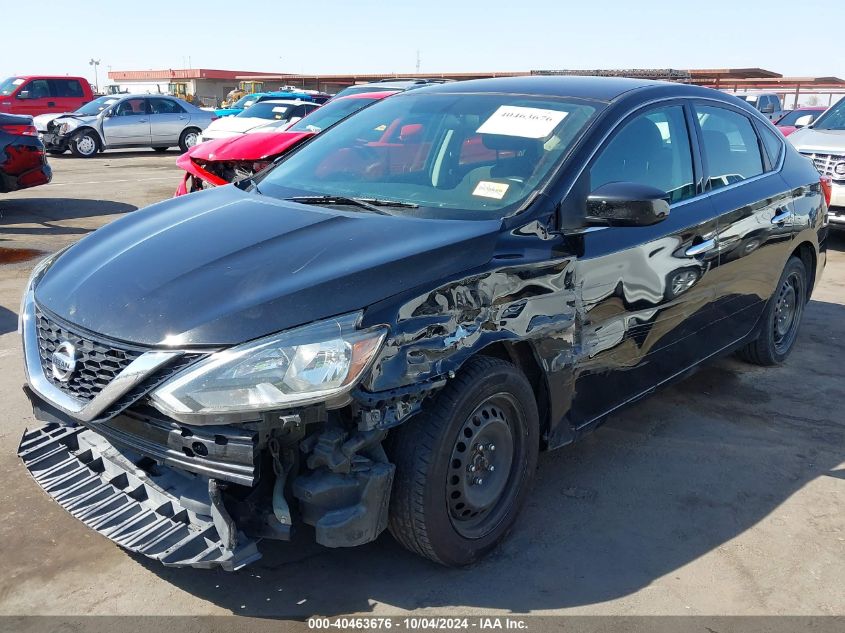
[
  {"xmin": 35, "ymin": 307, "xmax": 145, "ymax": 402},
  {"xmin": 800, "ymin": 151, "xmax": 845, "ymax": 180}
]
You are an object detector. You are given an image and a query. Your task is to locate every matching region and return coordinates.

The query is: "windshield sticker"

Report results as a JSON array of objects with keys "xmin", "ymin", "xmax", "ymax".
[
  {"xmin": 477, "ymin": 106, "xmax": 568, "ymax": 139},
  {"xmin": 272, "ymin": 107, "xmax": 290, "ymax": 113},
  {"xmin": 472, "ymin": 181, "xmax": 510, "ymax": 200}
]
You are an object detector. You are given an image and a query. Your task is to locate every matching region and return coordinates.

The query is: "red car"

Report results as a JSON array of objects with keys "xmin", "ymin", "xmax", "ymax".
[
  {"xmin": 175, "ymin": 91, "xmax": 397, "ymax": 196},
  {"xmin": 774, "ymin": 106, "xmax": 827, "ymax": 136},
  {"xmin": 0, "ymin": 114, "xmax": 51, "ymax": 193},
  {"xmin": 0, "ymin": 76, "xmax": 94, "ymax": 116}
]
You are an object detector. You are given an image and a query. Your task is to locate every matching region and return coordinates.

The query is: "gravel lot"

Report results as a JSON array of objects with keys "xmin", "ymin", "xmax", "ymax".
[{"xmin": 0, "ymin": 151, "xmax": 842, "ymax": 617}]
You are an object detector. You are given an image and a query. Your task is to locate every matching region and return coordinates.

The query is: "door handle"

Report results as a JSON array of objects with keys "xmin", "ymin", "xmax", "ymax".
[
  {"xmin": 138, "ymin": 119, "xmax": 148, "ymax": 123},
  {"xmin": 771, "ymin": 209, "xmax": 793, "ymax": 225},
  {"xmin": 685, "ymin": 238, "xmax": 717, "ymax": 257},
  {"xmin": 47, "ymin": 101, "xmax": 55, "ymax": 107}
]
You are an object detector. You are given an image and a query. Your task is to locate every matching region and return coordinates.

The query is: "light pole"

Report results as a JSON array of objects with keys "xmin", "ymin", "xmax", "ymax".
[{"xmin": 89, "ymin": 58, "xmax": 101, "ymax": 93}]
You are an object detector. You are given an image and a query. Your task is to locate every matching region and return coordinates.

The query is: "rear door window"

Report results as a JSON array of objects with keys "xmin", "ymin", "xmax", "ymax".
[
  {"xmin": 695, "ymin": 105, "xmax": 764, "ymax": 190},
  {"xmin": 149, "ymin": 98, "xmax": 184, "ymax": 114},
  {"xmin": 52, "ymin": 79, "xmax": 84, "ymax": 98}
]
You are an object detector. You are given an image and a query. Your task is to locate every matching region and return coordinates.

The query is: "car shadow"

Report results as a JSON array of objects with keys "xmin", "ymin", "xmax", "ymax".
[
  {"xmin": 0, "ymin": 198, "xmax": 137, "ymax": 233},
  {"xmin": 49, "ymin": 149, "xmax": 184, "ymax": 159},
  {"xmin": 827, "ymin": 229, "xmax": 845, "ymax": 251},
  {"xmin": 0, "ymin": 305, "xmax": 17, "ymax": 335},
  {"xmin": 135, "ymin": 298, "xmax": 845, "ymax": 618}
]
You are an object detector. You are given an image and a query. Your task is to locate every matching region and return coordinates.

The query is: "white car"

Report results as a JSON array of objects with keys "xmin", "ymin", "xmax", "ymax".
[
  {"xmin": 788, "ymin": 98, "xmax": 845, "ymax": 220},
  {"xmin": 199, "ymin": 100, "xmax": 319, "ymax": 141}
]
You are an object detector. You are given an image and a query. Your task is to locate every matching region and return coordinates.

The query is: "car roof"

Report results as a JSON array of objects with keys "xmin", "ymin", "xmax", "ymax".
[
  {"xmin": 400, "ymin": 75, "xmax": 721, "ymax": 103},
  {"xmin": 248, "ymin": 99, "xmax": 308, "ymax": 105},
  {"xmin": 337, "ymin": 91, "xmax": 398, "ymax": 100}
]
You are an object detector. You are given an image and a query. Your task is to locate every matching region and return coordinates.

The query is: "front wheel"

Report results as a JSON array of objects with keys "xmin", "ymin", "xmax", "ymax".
[
  {"xmin": 387, "ymin": 356, "xmax": 539, "ymax": 566},
  {"xmin": 737, "ymin": 256, "xmax": 807, "ymax": 366},
  {"xmin": 178, "ymin": 128, "xmax": 200, "ymax": 152},
  {"xmin": 69, "ymin": 130, "xmax": 99, "ymax": 157}
]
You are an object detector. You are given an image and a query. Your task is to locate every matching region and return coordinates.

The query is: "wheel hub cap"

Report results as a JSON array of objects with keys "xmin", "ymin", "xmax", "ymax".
[{"xmin": 447, "ymin": 399, "xmax": 514, "ymax": 533}]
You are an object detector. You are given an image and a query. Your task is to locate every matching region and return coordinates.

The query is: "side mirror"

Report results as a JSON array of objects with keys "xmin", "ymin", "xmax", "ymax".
[
  {"xmin": 103, "ymin": 108, "xmax": 113, "ymax": 118},
  {"xmin": 586, "ymin": 182, "xmax": 670, "ymax": 227},
  {"xmin": 794, "ymin": 114, "xmax": 814, "ymax": 128},
  {"xmin": 16, "ymin": 90, "xmax": 30, "ymax": 100}
]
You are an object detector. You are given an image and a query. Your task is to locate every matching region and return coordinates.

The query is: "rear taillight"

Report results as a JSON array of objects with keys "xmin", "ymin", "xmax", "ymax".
[
  {"xmin": 0, "ymin": 123, "xmax": 38, "ymax": 136},
  {"xmin": 820, "ymin": 175, "xmax": 833, "ymax": 207}
]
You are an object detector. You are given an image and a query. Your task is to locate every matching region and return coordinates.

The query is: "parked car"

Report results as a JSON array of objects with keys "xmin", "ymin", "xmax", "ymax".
[
  {"xmin": 214, "ymin": 91, "xmax": 314, "ymax": 117},
  {"xmin": 331, "ymin": 78, "xmax": 452, "ymax": 99},
  {"xmin": 176, "ymin": 91, "xmax": 396, "ymax": 195},
  {"xmin": 199, "ymin": 100, "xmax": 320, "ymax": 142},
  {"xmin": 38, "ymin": 94, "xmax": 217, "ymax": 156},
  {"xmin": 731, "ymin": 92, "xmax": 785, "ymax": 121},
  {"xmin": 788, "ymin": 97, "xmax": 845, "ymax": 223},
  {"xmin": 18, "ymin": 76, "xmax": 827, "ymax": 571},
  {"xmin": 0, "ymin": 76, "xmax": 94, "ymax": 116},
  {"xmin": 0, "ymin": 114, "xmax": 51, "ymax": 192},
  {"xmin": 774, "ymin": 106, "xmax": 827, "ymax": 136}
]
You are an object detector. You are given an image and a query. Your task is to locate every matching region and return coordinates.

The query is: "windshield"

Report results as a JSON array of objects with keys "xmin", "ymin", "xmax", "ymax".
[
  {"xmin": 238, "ymin": 102, "xmax": 292, "ymax": 119},
  {"xmin": 75, "ymin": 96, "xmax": 119, "ymax": 116},
  {"xmin": 232, "ymin": 94, "xmax": 259, "ymax": 109},
  {"xmin": 0, "ymin": 77, "xmax": 25, "ymax": 96},
  {"xmin": 332, "ymin": 85, "xmax": 390, "ymax": 99},
  {"xmin": 812, "ymin": 99, "xmax": 845, "ymax": 130},
  {"xmin": 776, "ymin": 109, "xmax": 822, "ymax": 126},
  {"xmin": 256, "ymin": 92, "xmax": 600, "ymax": 220},
  {"xmin": 287, "ymin": 96, "xmax": 379, "ymax": 133}
]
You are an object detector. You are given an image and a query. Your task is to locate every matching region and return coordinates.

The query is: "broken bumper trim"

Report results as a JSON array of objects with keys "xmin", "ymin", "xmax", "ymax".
[{"xmin": 18, "ymin": 423, "xmax": 261, "ymax": 570}]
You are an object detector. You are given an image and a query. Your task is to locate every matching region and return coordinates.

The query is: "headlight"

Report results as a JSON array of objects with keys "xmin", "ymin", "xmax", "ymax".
[{"xmin": 150, "ymin": 312, "xmax": 387, "ymax": 420}]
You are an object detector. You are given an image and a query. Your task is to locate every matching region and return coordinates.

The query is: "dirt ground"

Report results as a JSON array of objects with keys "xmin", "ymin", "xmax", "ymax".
[{"xmin": 0, "ymin": 151, "xmax": 842, "ymax": 617}]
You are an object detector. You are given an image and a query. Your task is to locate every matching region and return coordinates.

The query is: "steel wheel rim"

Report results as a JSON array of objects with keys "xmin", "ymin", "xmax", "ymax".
[
  {"xmin": 184, "ymin": 132, "xmax": 198, "ymax": 148},
  {"xmin": 446, "ymin": 392, "xmax": 525, "ymax": 539},
  {"xmin": 77, "ymin": 135, "xmax": 96, "ymax": 155},
  {"xmin": 773, "ymin": 270, "xmax": 804, "ymax": 354}
]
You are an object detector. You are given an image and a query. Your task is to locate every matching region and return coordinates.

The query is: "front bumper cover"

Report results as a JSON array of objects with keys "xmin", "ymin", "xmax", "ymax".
[{"xmin": 18, "ymin": 423, "xmax": 260, "ymax": 570}]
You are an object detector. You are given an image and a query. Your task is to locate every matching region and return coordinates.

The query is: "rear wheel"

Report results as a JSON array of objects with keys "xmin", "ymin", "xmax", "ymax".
[
  {"xmin": 387, "ymin": 356, "xmax": 539, "ymax": 566},
  {"xmin": 178, "ymin": 128, "xmax": 200, "ymax": 152},
  {"xmin": 737, "ymin": 256, "xmax": 807, "ymax": 366},
  {"xmin": 69, "ymin": 130, "xmax": 99, "ymax": 157}
]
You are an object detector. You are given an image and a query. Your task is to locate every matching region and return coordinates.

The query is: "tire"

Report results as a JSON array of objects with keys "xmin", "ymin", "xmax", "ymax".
[
  {"xmin": 737, "ymin": 256, "xmax": 807, "ymax": 366},
  {"xmin": 387, "ymin": 356, "xmax": 539, "ymax": 566},
  {"xmin": 152, "ymin": 147, "xmax": 169, "ymax": 153},
  {"xmin": 69, "ymin": 130, "xmax": 99, "ymax": 158},
  {"xmin": 178, "ymin": 128, "xmax": 201, "ymax": 153}
]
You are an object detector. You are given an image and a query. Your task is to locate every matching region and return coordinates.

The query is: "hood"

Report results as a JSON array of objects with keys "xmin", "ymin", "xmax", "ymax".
[
  {"xmin": 35, "ymin": 185, "xmax": 501, "ymax": 346},
  {"xmin": 788, "ymin": 127, "xmax": 845, "ymax": 153},
  {"xmin": 183, "ymin": 131, "xmax": 313, "ymax": 162},
  {"xmin": 214, "ymin": 108, "xmax": 242, "ymax": 117},
  {"xmin": 33, "ymin": 112, "xmax": 67, "ymax": 131}
]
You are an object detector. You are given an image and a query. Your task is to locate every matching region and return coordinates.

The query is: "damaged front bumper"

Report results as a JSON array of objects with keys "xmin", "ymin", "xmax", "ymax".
[
  {"xmin": 18, "ymin": 391, "xmax": 396, "ymax": 570},
  {"xmin": 18, "ymin": 423, "xmax": 260, "ymax": 570}
]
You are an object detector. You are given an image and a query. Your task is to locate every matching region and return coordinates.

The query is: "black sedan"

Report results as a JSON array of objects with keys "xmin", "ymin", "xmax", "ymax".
[
  {"xmin": 18, "ymin": 77, "xmax": 827, "ymax": 571},
  {"xmin": 0, "ymin": 113, "xmax": 51, "ymax": 193}
]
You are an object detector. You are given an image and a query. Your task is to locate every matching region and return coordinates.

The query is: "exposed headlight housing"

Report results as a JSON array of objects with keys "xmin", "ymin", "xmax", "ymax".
[{"xmin": 150, "ymin": 313, "xmax": 387, "ymax": 422}]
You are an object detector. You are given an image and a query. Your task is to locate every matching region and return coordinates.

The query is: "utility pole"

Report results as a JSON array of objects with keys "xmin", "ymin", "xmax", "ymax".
[
  {"xmin": 416, "ymin": 50, "xmax": 421, "ymax": 74},
  {"xmin": 89, "ymin": 58, "xmax": 101, "ymax": 93}
]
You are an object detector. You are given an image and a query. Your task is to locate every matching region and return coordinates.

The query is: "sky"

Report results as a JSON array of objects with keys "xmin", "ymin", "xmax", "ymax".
[{"xmin": 2, "ymin": 0, "xmax": 842, "ymax": 83}]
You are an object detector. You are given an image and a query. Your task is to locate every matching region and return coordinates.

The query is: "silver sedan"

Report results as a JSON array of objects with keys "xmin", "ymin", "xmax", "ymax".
[{"xmin": 37, "ymin": 94, "xmax": 217, "ymax": 156}]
